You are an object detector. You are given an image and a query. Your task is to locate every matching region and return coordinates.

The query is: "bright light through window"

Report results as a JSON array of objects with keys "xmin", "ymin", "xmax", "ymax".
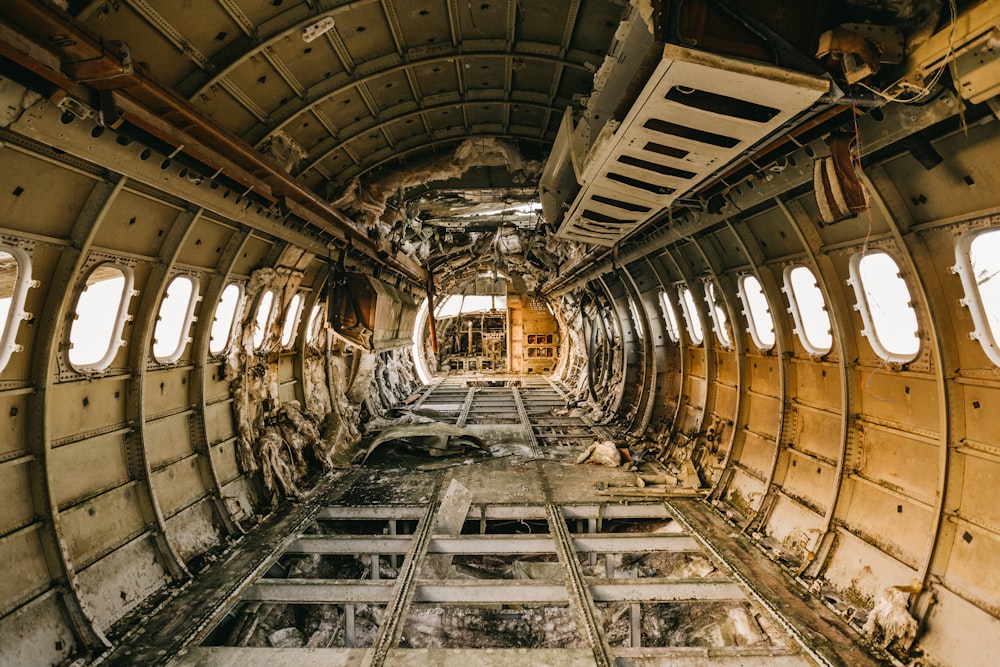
[
  {"xmin": 971, "ymin": 232, "xmax": 1000, "ymax": 341},
  {"xmin": 739, "ymin": 275, "xmax": 775, "ymax": 350},
  {"xmin": 627, "ymin": 295, "xmax": 644, "ymax": 339},
  {"xmin": 435, "ymin": 294, "xmax": 507, "ymax": 317},
  {"xmin": 281, "ymin": 293, "xmax": 304, "ymax": 347},
  {"xmin": 306, "ymin": 303, "xmax": 325, "ymax": 344},
  {"xmin": 786, "ymin": 266, "xmax": 832, "ymax": 354},
  {"xmin": 659, "ymin": 290, "xmax": 680, "ymax": 342},
  {"xmin": 706, "ymin": 282, "xmax": 731, "ymax": 348},
  {"xmin": 680, "ymin": 286, "xmax": 704, "ymax": 344},
  {"xmin": 852, "ymin": 252, "xmax": 919, "ymax": 361},
  {"xmin": 955, "ymin": 228, "xmax": 1000, "ymax": 366},
  {"xmin": 252, "ymin": 290, "xmax": 275, "ymax": 350},
  {"xmin": 209, "ymin": 283, "xmax": 242, "ymax": 356},
  {"xmin": 153, "ymin": 275, "xmax": 197, "ymax": 362},
  {"xmin": 69, "ymin": 264, "xmax": 132, "ymax": 371}
]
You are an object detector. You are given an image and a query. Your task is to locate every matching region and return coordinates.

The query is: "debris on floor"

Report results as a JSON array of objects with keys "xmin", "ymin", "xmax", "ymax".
[
  {"xmin": 576, "ymin": 439, "xmax": 621, "ymax": 466},
  {"xmin": 360, "ymin": 422, "xmax": 491, "ymax": 462},
  {"xmin": 863, "ymin": 584, "xmax": 919, "ymax": 652}
]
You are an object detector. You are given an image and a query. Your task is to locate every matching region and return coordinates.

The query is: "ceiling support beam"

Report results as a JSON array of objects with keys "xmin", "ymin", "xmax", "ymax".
[{"xmin": 0, "ymin": 0, "xmax": 426, "ymax": 284}]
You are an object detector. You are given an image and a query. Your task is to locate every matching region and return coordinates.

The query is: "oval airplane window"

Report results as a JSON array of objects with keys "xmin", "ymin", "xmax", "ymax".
[
  {"xmin": 679, "ymin": 285, "xmax": 704, "ymax": 344},
  {"xmin": 252, "ymin": 290, "xmax": 276, "ymax": 350},
  {"xmin": 955, "ymin": 227, "xmax": 1000, "ymax": 366},
  {"xmin": 281, "ymin": 293, "xmax": 304, "ymax": 347},
  {"xmin": 627, "ymin": 294, "xmax": 644, "ymax": 339},
  {"xmin": 69, "ymin": 263, "xmax": 134, "ymax": 372},
  {"xmin": 785, "ymin": 265, "xmax": 832, "ymax": 355},
  {"xmin": 659, "ymin": 289, "xmax": 681, "ymax": 342},
  {"xmin": 305, "ymin": 303, "xmax": 325, "ymax": 344},
  {"xmin": 850, "ymin": 251, "xmax": 920, "ymax": 361},
  {"xmin": 153, "ymin": 275, "xmax": 199, "ymax": 363},
  {"xmin": 706, "ymin": 281, "xmax": 731, "ymax": 348},
  {"xmin": 0, "ymin": 246, "xmax": 32, "ymax": 375},
  {"xmin": 209, "ymin": 283, "xmax": 243, "ymax": 356},
  {"xmin": 738, "ymin": 275, "xmax": 775, "ymax": 350}
]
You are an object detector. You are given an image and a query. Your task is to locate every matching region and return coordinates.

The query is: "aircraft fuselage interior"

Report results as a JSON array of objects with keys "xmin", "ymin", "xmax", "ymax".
[{"xmin": 2, "ymin": 1, "xmax": 1000, "ymax": 665}]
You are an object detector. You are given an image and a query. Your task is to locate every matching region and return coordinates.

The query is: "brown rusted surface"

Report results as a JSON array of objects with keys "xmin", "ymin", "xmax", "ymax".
[{"xmin": 668, "ymin": 498, "xmax": 888, "ymax": 667}]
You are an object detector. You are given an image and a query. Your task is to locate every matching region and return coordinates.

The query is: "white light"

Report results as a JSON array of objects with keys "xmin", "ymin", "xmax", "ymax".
[{"xmin": 302, "ymin": 17, "xmax": 335, "ymax": 43}]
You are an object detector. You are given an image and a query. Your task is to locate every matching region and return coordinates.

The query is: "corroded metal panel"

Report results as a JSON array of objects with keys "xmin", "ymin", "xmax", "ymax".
[
  {"xmin": 60, "ymin": 484, "xmax": 146, "ymax": 568},
  {"xmin": 49, "ymin": 432, "xmax": 129, "ymax": 508}
]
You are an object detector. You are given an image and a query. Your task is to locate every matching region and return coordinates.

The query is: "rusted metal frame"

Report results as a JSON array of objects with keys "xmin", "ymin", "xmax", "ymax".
[
  {"xmin": 120, "ymin": 0, "xmax": 212, "ymax": 70},
  {"xmin": 25, "ymin": 176, "xmax": 126, "ymax": 651},
  {"xmin": 664, "ymin": 500, "xmax": 833, "ymax": 667},
  {"xmin": 596, "ymin": 272, "xmax": 638, "ymax": 421},
  {"xmin": 300, "ymin": 94, "xmax": 565, "ymax": 175},
  {"xmin": 773, "ymin": 197, "xmax": 856, "ymax": 579},
  {"xmin": 616, "ymin": 264, "xmax": 657, "ymax": 434},
  {"xmin": 188, "ymin": 227, "xmax": 252, "ymax": 538},
  {"xmin": 723, "ymin": 220, "xmax": 793, "ymax": 529},
  {"xmin": 215, "ymin": 0, "xmax": 257, "ymax": 40},
  {"xmin": 642, "ymin": 254, "xmax": 686, "ymax": 450},
  {"xmin": 446, "ymin": 0, "xmax": 462, "ymax": 46},
  {"xmin": 455, "ymin": 388, "xmax": 476, "ymax": 428},
  {"xmin": 689, "ymin": 233, "xmax": 745, "ymax": 495},
  {"xmin": 379, "ymin": 0, "xmax": 406, "ymax": 55},
  {"xmin": 620, "ymin": 261, "xmax": 663, "ymax": 435},
  {"xmin": 252, "ymin": 49, "xmax": 586, "ymax": 146},
  {"xmin": 862, "ymin": 167, "xmax": 957, "ymax": 622},
  {"xmin": 663, "ymin": 245, "xmax": 714, "ymax": 452},
  {"xmin": 362, "ymin": 499, "xmax": 439, "ymax": 667},
  {"xmin": 0, "ymin": 1, "xmax": 424, "ymax": 282},
  {"xmin": 324, "ymin": 24, "xmax": 357, "ymax": 73},
  {"xmin": 591, "ymin": 275, "xmax": 628, "ymax": 418},
  {"xmin": 511, "ymin": 387, "xmax": 541, "ymax": 457},
  {"xmin": 546, "ymin": 502, "xmax": 615, "ymax": 667},
  {"xmin": 123, "ymin": 206, "xmax": 205, "ymax": 582},
  {"xmin": 261, "ymin": 47, "xmax": 305, "ymax": 99}
]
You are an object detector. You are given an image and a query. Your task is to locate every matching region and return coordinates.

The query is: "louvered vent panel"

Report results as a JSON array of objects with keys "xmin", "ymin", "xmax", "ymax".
[{"xmin": 556, "ymin": 45, "xmax": 829, "ymax": 246}]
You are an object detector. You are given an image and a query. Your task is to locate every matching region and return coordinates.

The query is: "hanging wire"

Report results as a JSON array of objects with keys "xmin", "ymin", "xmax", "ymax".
[{"xmin": 857, "ymin": 0, "xmax": 958, "ymax": 104}]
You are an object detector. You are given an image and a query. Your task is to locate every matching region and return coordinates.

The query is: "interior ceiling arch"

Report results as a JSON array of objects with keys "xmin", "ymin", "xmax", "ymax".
[{"xmin": 75, "ymin": 0, "xmax": 622, "ymax": 199}]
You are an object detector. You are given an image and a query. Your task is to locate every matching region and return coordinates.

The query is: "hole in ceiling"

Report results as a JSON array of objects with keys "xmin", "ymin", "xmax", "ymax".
[
  {"xmin": 343, "ymin": 99, "xmax": 351, "ymax": 104},
  {"xmin": 272, "ymin": 0, "xmax": 283, "ymax": 5},
  {"xmin": 356, "ymin": 26, "xmax": 366, "ymax": 32},
  {"xmin": 257, "ymin": 75, "xmax": 267, "ymax": 84},
  {"xmin": 481, "ymin": 2, "xmax": 490, "ymax": 8},
  {"xmin": 427, "ymin": 37, "xmax": 435, "ymax": 43},
  {"xmin": 215, "ymin": 31, "xmax": 227, "ymax": 41},
  {"xmin": 304, "ymin": 47, "xmax": 312, "ymax": 54},
  {"xmin": 418, "ymin": 9, "xmax": 429, "ymax": 15},
  {"xmin": 385, "ymin": 82, "xmax": 393, "ymax": 88},
  {"xmin": 431, "ymin": 66, "xmax": 442, "ymax": 73}
]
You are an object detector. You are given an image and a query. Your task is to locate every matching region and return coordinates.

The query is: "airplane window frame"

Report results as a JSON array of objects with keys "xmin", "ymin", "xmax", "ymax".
[
  {"xmin": 849, "ymin": 250, "xmax": 921, "ymax": 363},
  {"xmin": 280, "ymin": 292, "xmax": 305, "ymax": 348},
  {"xmin": 679, "ymin": 285, "xmax": 704, "ymax": 345},
  {"xmin": 305, "ymin": 302, "xmax": 326, "ymax": 345},
  {"xmin": 955, "ymin": 227, "xmax": 1000, "ymax": 366},
  {"xmin": 0, "ymin": 245, "xmax": 32, "ymax": 375},
  {"xmin": 738, "ymin": 274, "xmax": 776, "ymax": 351},
  {"xmin": 784, "ymin": 264, "xmax": 833, "ymax": 356},
  {"xmin": 626, "ymin": 293, "xmax": 645, "ymax": 340},
  {"xmin": 152, "ymin": 274, "xmax": 200, "ymax": 364},
  {"xmin": 68, "ymin": 262, "xmax": 135, "ymax": 373},
  {"xmin": 252, "ymin": 289, "xmax": 278, "ymax": 351},
  {"xmin": 209, "ymin": 282, "xmax": 244, "ymax": 357},
  {"xmin": 705, "ymin": 280, "xmax": 732, "ymax": 349},
  {"xmin": 658, "ymin": 289, "xmax": 681, "ymax": 343}
]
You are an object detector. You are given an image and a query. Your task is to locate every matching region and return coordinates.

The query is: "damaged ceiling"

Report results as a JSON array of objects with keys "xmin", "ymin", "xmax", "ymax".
[{"xmin": 28, "ymin": 0, "xmax": 956, "ymax": 295}]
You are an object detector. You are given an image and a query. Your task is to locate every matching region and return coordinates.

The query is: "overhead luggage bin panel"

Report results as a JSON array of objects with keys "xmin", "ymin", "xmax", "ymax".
[{"xmin": 556, "ymin": 45, "xmax": 830, "ymax": 246}]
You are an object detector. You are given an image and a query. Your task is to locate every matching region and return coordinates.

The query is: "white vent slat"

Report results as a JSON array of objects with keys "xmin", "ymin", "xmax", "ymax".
[{"xmin": 557, "ymin": 45, "xmax": 829, "ymax": 246}]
